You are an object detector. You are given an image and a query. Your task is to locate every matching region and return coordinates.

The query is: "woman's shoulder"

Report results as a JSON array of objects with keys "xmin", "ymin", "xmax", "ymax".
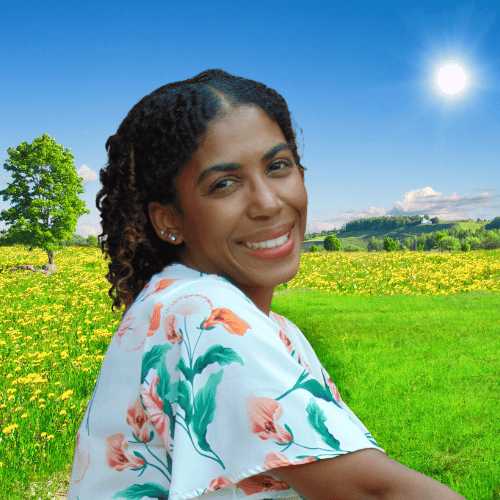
[{"xmin": 133, "ymin": 263, "xmax": 253, "ymax": 311}]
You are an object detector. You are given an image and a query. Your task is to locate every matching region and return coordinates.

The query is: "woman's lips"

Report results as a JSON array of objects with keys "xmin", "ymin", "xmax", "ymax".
[{"xmin": 239, "ymin": 225, "xmax": 296, "ymax": 259}]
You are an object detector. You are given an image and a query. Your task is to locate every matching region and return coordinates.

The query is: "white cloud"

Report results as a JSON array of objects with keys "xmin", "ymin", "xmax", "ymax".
[
  {"xmin": 306, "ymin": 187, "xmax": 499, "ymax": 232},
  {"xmin": 77, "ymin": 164, "xmax": 98, "ymax": 186},
  {"xmin": 76, "ymin": 219, "xmax": 101, "ymax": 237},
  {"xmin": 388, "ymin": 187, "xmax": 497, "ymax": 219}
]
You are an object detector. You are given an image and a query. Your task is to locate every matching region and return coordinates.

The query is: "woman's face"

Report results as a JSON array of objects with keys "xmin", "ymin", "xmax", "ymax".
[{"xmin": 150, "ymin": 105, "xmax": 307, "ymax": 309}]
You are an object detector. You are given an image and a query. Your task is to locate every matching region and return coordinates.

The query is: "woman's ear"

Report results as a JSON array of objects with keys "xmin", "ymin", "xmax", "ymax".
[{"xmin": 148, "ymin": 201, "xmax": 183, "ymax": 244}]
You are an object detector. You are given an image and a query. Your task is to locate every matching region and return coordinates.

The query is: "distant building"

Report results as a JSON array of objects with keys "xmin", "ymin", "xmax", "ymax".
[{"xmin": 421, "ymin": 218, "xmax": 432, "ymax": 224}]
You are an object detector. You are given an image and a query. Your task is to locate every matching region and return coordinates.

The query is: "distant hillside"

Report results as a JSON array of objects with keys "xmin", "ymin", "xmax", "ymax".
[{"xmin": 302, "ymin": 219, "xmax": 491, "ymax": 251}]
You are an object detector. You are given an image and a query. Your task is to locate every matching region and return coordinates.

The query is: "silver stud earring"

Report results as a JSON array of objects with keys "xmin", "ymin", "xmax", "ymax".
[{"xmin": 169, "ymin": 234, "xmax": 177, "ymax": 242}]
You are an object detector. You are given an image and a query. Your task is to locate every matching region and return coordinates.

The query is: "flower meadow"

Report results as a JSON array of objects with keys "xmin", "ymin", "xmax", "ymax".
[
  {"xmin": 0, "ymin": 246, "xmax": 122, "ymax": 497},
  {"xmin": 1, "ymin": 246, "xmax": 499, "ymax": 498},
  {"xmin": 277, "ymin": 250, "xmax": 500, "ymax": 295}
]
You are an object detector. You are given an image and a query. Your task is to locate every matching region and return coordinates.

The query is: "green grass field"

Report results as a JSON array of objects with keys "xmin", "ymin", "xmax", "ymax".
[
  {"xmin": 1, "ymin": 246, "xmax": 499, "ymax": 499},
  {"xmin": 272, "ymin": 290, "xmax": 500, "ymax": 500}
]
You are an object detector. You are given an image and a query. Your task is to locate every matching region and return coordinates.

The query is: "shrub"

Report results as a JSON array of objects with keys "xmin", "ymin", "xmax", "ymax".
[
  {"xmin": 440, "ymin": 236, "xmax": 460, "ymax": 252},
  {"xmin": 383, "ymin": 237, "xmax": 398, "ymax": 252},
  {"xmin": 343, "ymin": 244, "xmax": 363, "ymax": 252},
  {"xmin": 324, "ymin": 235, "xmax": 341, "ymax": 251},
  {"xmin": 309, "ymin": 245, "xmax": 319, "ymax": 253},
  {"xmin": 461, "ymin": 241, "xmax": 471, "ymax": 252},
  {"xmin": 367, "ymin": 236, "xmax": 382, "ymax": 252},
  {"xmin": 481, "ymin": 231, "xmax": 500, "ymax": 249}
]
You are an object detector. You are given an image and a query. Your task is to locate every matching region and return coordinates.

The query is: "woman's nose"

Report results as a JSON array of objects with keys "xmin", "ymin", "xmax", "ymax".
[{"xmin": 247, "ymin": 178, "xmax": 284, "ymax": 219}]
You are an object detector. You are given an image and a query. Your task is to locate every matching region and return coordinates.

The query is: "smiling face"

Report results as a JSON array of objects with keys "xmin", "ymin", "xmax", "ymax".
[{"xmin": 149, "ymin": 105, "xmax": 307, "ymax": 313}]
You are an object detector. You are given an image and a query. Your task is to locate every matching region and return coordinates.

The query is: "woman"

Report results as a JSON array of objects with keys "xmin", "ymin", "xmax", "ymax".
[{"xmin": 68, "ymin": 69, "xmax": 465, "ymax": 499}]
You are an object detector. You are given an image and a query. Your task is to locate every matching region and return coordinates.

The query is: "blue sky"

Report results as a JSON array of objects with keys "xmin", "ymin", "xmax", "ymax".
[{"xmin": 1, "ymin": 0, "xmax": 499, "ymax": 236}]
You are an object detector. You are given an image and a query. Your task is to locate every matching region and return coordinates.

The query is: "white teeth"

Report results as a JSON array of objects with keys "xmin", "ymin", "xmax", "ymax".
[{"xmin": 244, "ymin": 232, "xmax": 290, "ymax": 250}]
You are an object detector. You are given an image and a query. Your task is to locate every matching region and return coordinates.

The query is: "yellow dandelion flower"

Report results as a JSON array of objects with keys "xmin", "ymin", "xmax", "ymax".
[
  {"xmin": 2, "ymin": 424, "xmax": 19, "ymax": 434},
  {"xmin": 60, "ymin": 389, "xmax": 74, "ymax": 400}
]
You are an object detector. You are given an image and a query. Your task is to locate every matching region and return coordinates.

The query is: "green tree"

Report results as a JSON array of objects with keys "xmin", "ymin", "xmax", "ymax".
[
  {"xmin": 481, "ymin": 231, "xmax": 500, "ymax": 249},
  {"xmin": 383, "ymin": 237, "xmax": 398, "ymax": 252},
  {"xmin": 86, "ymin": 235, "xmax": 98, "ymax": 247},
  {"xmin": 440, "ymin": 236, "xmax": 460, "ymax": 252},
  {"xmin": 485, "ymin": 217, "xmax": 500, "ymax": 230},
  {"xmin": 0, "ymin": 134, "xmax": 89, "ymax": 266},
  {"xmin": 309, "ymin": 244, "xmax": 319, "ymax": 252},
  {"xmin": 433, "ymin": 231, "xmax": 446, "ymax": 250},
  {"xmin": 367, "ymin": 236, "xmax": 382, "ymax": 252},
  {"xmin": 431, "ymin": 217, "xmax": 440, "ymax": 224},
  {"xmin": 323, "ymin": 234, "xmax": 341, "ymax": 251}
]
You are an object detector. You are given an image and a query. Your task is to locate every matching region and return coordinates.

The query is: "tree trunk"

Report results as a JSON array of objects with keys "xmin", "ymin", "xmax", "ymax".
[{"xmin": 48, "ymin": 251, "xmax": 54, "ymax": 265}]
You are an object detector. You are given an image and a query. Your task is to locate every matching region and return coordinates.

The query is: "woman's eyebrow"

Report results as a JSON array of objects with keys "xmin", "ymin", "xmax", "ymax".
[{"xmin": 197, "ymin": 142, "xmax": 291, "ymax": 184}]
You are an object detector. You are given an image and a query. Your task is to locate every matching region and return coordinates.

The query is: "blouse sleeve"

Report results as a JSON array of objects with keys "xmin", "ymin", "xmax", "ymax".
[{"xmin": 138, "ymin": 277, "xmax": 383, "ymax": 500}]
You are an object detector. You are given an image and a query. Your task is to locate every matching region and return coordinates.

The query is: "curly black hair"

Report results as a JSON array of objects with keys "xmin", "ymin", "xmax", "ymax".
[{"xmin": 97, "ymin": 69, "xmax": 305, "ymax": 312}]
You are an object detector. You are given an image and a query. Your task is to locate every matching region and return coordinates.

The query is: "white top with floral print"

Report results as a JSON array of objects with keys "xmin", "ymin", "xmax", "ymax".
[{"xmin": 68, "ymin": 263, "xmax": 383, "ymax": 500}]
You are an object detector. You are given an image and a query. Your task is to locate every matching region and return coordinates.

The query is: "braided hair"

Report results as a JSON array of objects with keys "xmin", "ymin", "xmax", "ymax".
[{"xmin": 97, "ymin": 69, "xmax": 305, "ymax": 312}]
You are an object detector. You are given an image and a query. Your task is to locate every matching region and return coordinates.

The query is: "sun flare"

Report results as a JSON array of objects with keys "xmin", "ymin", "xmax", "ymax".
[{"xmin": 434, "ymin": 62, "xmax": 468, "ymax": 96}]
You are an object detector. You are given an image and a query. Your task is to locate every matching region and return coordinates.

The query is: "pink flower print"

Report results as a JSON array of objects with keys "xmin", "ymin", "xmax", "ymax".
[
  {"xmin": 326, "ymin": 377, "xmax": 343, "ymax": 404},
  {"xmin": 246, "ymin": 396, "xmax": 292, "ymax": 443},
  {"xmin": 105, "ymin": 434, "xmax": 146, "ymax": 471},
  {"xmin": 205, "ymin": 476, "xmax": 233, "ymax": 493},
  {"xmin": 169, "ymin": 295, "xmax": 206, "ymax": 316},
  {"xmin": 164, "ymin": 314, "xmax": 182, "ymax": 344},
  {"xmin": 71, "ymin": 430, "xmax": 90, "ymax": 484},
  {"xmin": 203, "ymin": 308, "xmax": 251, "ymax": 336},
  {"xmin": 236, "ymin": 474, "xmax": 289, "ymax": 495},
  {"xmin": 145, "ymin": 279, "xmax": 179, "ymax": 299},
  {"xmin": 279, "ymin": 330, "xmax": 294, "ymax": 354},
  {"xmin": 126, "ymin": 397, "xmax": 151, "ymax": 442},
  {"xmin": 270, "ymin": 312, "xmax": 293, "ymax": 332},
  {"xmin": 264, "ymin": 451, "xmax": 316, "ymax": 470},
  {"xmin": 141, "ymin": 374, "xmax": 172, "ymax": 456},
  {"xmin": 147, "ymin": 302, "xmax": 164, "ymax": 337}
]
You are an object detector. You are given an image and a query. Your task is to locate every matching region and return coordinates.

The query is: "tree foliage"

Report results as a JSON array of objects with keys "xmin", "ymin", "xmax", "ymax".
[
  {"xmin": 485, "ymin": 217, "xmax": 500, "ymax": 230},
  {"xmin": 0, "ymin": 134, "xmax": 89, "ymax": 264},
  {"xmin": 324, "ymin": 234, "xmax": 341, "ymax": 251},
  {"xmin": 343, "ymin": 215, "xmax": 422, "ymax": 232},
  {"xmin": 383, "ymin": 237, "xmax": 398, "ymax": 252}
]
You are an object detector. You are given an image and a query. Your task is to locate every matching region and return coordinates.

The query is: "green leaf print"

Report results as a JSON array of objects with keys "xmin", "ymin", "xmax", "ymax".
[
  {"xmin": 306, "ymin": 398, "xmax": 341, "ymax": 451},
  {"xmin": 300, "ymin": 379, "xmax": 341, "ymax": 407},
  {"xmin": 112, "ymin": 482, "xmax": 169, "ymax": 499},
  {"xmin": 156, "ymin": 360, "xmax": 180, "ymax": 406},
  {"xmin": 176, "ymin": 356, "xmax": 193, "ymax": 382},
  {"xmin": 141, "ymin": 344, "xmax": 172, "ymax": 383},
  {"xmin": 177, "ymin": 379, "xmax": 193, "ymax": 425},
  {"xmin": 193, "ymin": 345, "xmax": 244, "ymax": 376},
  {"xmin": 192, "ymin": 369, "xmax": 223, "ymax": 452}
]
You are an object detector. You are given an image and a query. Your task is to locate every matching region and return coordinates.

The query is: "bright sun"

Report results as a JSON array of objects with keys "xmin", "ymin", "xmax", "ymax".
[{"xmin": 434, "ymin": 62, "xmax": 468, "ymax": 96}]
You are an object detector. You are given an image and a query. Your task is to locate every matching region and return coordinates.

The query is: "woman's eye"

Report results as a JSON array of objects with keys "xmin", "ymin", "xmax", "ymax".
[
  {"xmin": 269, "ymin": 160, "xmax": 292, "ymax": 173},
  {"xmin": 210, "ymin": 178, "xmax": 236, "ymax": 192}
]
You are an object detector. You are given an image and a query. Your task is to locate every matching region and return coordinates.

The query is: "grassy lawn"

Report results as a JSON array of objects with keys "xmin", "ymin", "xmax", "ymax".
[{"xmin": 271, "ymin": 289, "xmax": 500, "ymax": 500}]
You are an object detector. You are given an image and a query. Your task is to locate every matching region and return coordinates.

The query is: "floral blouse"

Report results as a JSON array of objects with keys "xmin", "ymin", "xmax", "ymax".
[{"xmin": 68, "ymin": 263, "xmax": 383, "ymax": 500}]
